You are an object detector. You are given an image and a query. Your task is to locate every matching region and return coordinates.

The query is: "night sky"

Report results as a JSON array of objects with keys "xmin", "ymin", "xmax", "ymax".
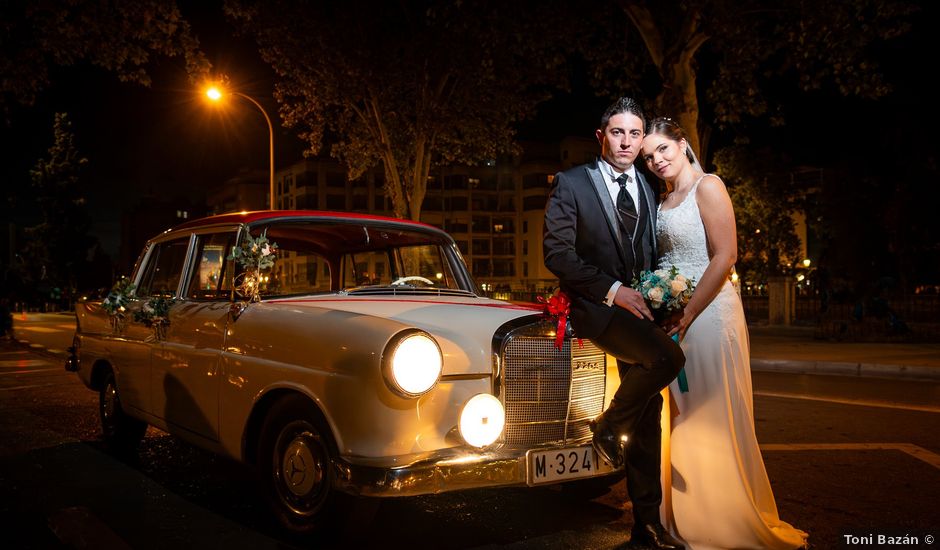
[{"xmin": 2, "ymin": 2, "xmax": 938, "ymax": 268}]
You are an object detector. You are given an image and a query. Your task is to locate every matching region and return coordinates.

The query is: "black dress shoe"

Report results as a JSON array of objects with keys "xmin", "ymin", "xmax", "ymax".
[
  {"xmin": 589, "ymin": 416, "xmax": 624, "ymax": 469},
  {"xmin": 630, "ymin": 523, "xmax": 685, "ymax": 550}
]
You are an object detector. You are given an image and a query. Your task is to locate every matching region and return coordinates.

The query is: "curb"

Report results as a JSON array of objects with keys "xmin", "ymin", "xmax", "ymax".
[{"xmin": 751, "ymin": 358, "xmax": 940, "ymax": 381}]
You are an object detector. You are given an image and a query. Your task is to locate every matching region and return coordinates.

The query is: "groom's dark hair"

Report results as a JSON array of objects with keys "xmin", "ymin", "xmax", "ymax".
[{"xmin": 600, "ymin": 96, "xmax": 646, "ymax": 131}]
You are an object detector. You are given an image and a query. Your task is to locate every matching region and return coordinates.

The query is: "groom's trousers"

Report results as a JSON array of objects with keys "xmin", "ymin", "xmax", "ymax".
[{"xmin": 592, "ymin": 306, "xmax": 685, "ymax": 525}]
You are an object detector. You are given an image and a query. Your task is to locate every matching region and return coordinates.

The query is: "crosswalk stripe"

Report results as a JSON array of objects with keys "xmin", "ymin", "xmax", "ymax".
[
  {"xmin": 0, "ymin": 368, "xmax": 60, "ymax": 375},
  {"xmin": 760, "ymin": 442, "xmax": 940, "ymax": 470},
  {"xmin": 0, "ymin": 359, "xmax": 53, "ymax": 368},
  {"xmin": 754, "ymin": 390, "xmax": 940, "ymax": 414}
]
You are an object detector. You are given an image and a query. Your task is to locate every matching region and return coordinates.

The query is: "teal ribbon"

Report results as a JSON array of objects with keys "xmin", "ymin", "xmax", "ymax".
[{"xmin": 672, "ymin": 333, "xmax": 689, "ymax": 393}]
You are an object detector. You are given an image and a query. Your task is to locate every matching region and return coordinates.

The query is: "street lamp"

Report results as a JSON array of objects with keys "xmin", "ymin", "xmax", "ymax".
[{"xmin": 205, "ymin": 85, "xmax": 276, "ymax": 210}]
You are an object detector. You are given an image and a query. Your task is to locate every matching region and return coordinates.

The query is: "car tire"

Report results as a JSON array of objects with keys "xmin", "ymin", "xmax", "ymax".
[
  {"xmin": 99, "ymin": 371, "xmax": 147, "ymax": 453},
  {"xmin": 257, "ymin": 394, "xmax": 342, "ymax": 534}
]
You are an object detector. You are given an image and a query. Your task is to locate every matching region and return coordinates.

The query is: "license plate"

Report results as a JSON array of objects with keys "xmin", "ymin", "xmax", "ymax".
[{"xmin": 526, "ymin": 445, "xmax": 614, "ymax": 485}]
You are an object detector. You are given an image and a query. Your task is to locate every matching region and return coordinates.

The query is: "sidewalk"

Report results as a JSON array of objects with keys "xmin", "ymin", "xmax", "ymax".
[{"xmin": 748, "ymin": 324, "xmax": 940, "ymax": 381}]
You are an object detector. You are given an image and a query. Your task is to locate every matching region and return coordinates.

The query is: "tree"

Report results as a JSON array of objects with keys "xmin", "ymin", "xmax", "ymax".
[
  {"xmin": 712, "ymin": 146, "xmax": 803, "ymax": 284},
  {"xmin": 0, "ymin": 0, "xmax": 209, "ymax": 117},
  {"xmin": 581, "ymin": 0, "xmax": 915, "ymax": 162},
  {"xmin": 225, "ymin": 0, "xmax": 565, "ymax": 220},
  {"xmin": 21, "ymin": 113, "xmax": 94, "ymax": 305}
]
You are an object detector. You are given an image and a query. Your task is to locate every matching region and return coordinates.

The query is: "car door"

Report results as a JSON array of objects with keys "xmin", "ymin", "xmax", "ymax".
[
  {"xmin": 150, "ymin": 230, "xmax": 235, "ymax": 442},
  {"xmin": 122, "ymin": 236, "xmax": 193, "ymax": 418}
]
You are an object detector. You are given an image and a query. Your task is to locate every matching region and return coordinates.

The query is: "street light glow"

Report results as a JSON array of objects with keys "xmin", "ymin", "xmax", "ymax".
[{"xmin": 201, "ymin": 80, "xmax": 276, "ymax": 209}]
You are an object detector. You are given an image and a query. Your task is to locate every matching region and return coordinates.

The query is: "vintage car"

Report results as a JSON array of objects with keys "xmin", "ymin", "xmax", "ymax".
[{"xmin": 67, "ymin": 210, "xmax": 620, "ymax": 533}]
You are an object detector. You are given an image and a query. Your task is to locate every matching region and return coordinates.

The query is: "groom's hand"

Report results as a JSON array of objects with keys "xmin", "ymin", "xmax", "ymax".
[{"xmin": 614, "ymin": 286, "xmax": 653, "ymax": 321}]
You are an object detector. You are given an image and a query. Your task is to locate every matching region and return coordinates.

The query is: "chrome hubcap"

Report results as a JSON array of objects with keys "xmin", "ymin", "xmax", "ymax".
[{"xmin": 281, "ymin": 436, "xmax": 322, "ymax": 497}]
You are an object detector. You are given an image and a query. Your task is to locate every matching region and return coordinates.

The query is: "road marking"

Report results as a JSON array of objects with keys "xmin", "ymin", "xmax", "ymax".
[
  {"xmin": 761, "ymin": 443, "xmax": 940, "ymax": 470},
  {"xmin": 754, "ymin": 390, "xmax": 940, "ymax": 414},
  {"xmin": 0, "ymin": 383, "xmax": 58, "ymax": 391},
  {"xmin": 0, "ymin": 368, "xmax": 61, "ymax": 375},
  {"xmin": 0, "ymin": 359, "xmax": 53, "ymax": 368}
]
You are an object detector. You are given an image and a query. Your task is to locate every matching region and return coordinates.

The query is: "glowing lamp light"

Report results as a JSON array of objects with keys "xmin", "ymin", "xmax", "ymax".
[
  {"xmin": 206, "ymin": 87, "xmax": 223, "ymax": 101},
  {"xmin": 459, "ymin": 393, "xmax": 504, "ymax": 447},
  {"xmin": 803, "ymin": 259, "xmax": 812, "ymax": 268}
]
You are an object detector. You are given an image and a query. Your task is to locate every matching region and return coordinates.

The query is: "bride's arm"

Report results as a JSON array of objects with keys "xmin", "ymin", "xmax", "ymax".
[{"xmin": 671, "ymin": 174, "xmax": 738, "ymax": 339}]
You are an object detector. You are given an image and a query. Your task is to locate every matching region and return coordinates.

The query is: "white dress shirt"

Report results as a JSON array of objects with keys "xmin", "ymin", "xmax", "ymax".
[{"xmin": 599, "ymin": 159, "xmax": 639, "ymax": 306}]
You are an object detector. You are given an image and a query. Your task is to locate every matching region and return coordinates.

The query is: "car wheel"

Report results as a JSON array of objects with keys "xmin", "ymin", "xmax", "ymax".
[
  {"xmin": 258, "ymin": 395, "xmax": 339, "ymax": 534},
  {"xmin": 99, "ymin": 371, "xmax": 147, "ymax": 452}
]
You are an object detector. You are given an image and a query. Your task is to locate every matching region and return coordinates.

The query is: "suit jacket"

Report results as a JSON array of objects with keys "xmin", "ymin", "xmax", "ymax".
[{"xmin": 543, "ymin": 159, "xmax": 659, "ymax": 338}]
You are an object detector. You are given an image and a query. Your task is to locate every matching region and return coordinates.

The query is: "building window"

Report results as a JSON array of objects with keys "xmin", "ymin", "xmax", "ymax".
[
  {"xmin": 523, "ymin": 262, "xmax": 528, "ymax": 277},
  {"xmin": 472, "ymin": 239, "xmax": 490, "ymax": 255},
  {"xmin": 352, "ymin": 194, "xmax": 368, "ymax": 210},
  {"xmin": 326, "ymin": 194, "xmax": 345, "ymax": 210},
  {"xmin": 492, "ymin": 260, "xmax": 514, "ymax": 277},
  {"xmin": 493, "ymin": 237, "xmax": 514, "ymax": 255},
  {"xmin": 326, "ymin": 172, "xmax": 345, "ymax": 187},
  {"xmin": 523, "ymin": 220, "xmax": 528, "ymax": 233},
  {"xmin": 524, "ymin": 195, "xmax": 548, "ymax": 211},
  {"xmin": 522, "ymin": 240, "xmax": 528, "ymax": 256}
]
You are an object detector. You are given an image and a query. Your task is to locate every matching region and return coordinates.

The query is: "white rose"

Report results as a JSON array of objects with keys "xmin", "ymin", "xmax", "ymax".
[
  {"xmin": 261, "ymin": 244, "xmax": 272, "ymax": 257},
  {"xmin": 670, "ymin": 279, "xmax": 688, "ymax": 296},
  {"xmin": 654, "ymin": 269, "xmax": 670, "ymax": 279},
  {"xmin": 648, "ymin": 286, "xmax": 664, "ymax": 305},
  {"xmin": 675, "ymin": 274, "xmax": 687, "ymax": 284}
]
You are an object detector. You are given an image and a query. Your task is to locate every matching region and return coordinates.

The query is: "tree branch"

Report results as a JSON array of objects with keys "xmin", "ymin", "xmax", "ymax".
[{"xmin": 622, "ymin": 2, "xmax": 663, "ymax": 68}]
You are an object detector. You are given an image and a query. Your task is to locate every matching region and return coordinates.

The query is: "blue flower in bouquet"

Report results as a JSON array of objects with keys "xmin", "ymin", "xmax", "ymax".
[{"xmin": 632, "ymin": 266, "xmax": 695, "ymax": 320}]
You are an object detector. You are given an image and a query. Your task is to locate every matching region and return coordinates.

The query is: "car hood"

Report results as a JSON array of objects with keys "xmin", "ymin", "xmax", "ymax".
[{"xmin": 267, "ymin": 294, "xmax": 543, "ymax": 374}]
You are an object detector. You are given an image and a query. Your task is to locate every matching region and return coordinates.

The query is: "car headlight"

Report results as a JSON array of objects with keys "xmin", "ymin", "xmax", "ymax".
[
  {"xmin": 459, "ymin": 393, "xmax": 505, "ymax": 448},
  {"xmin": 382, "ymin": 330, "xmax": 443, "ymax": 398}
]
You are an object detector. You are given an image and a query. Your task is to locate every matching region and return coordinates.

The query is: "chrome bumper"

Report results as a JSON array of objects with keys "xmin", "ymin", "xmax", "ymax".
[{"xmin": 333, "ymin": 444, "xmax": 615, "ymax": 497}]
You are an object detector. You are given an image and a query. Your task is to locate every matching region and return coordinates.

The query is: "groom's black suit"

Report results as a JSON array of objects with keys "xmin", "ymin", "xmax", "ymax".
[{"xmin": 544, "ymin": 158, "xmax": 685, "ymax": 526}]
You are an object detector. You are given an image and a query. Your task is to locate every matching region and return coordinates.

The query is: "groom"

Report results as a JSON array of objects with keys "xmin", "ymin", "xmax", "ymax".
[{"xmin": 543, "ymin": 96, "xmax": 685, "ymax": 550}]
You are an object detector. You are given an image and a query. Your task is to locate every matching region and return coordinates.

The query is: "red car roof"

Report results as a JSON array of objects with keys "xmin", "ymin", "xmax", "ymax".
[{"xmin": 170, "ymin": 210, "xmax": 442, "ymax": 232}]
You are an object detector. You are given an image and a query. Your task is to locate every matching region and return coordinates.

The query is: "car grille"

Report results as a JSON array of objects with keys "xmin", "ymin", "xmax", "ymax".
[{"xmin": 500, "ymin": 333, "xmax": 607, "ymax": 447}]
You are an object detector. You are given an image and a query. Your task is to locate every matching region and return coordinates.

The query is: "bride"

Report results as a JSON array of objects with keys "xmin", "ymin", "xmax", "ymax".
[{"xmin": 640, "ymin": 117, "xmax": 808, "ymax": 549}]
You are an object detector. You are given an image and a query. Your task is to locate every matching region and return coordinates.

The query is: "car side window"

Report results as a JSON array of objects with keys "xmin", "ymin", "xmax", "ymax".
[
  {"xmin": 136, "ymin": 238, "xmax": 191, "ymax": 297},
  {"xmin": 187, "ymin": 233, "xmax": 235, "ymax": 300}
]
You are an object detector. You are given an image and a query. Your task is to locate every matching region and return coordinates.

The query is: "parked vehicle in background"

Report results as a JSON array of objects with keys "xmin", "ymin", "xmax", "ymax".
[{"xmin": 67, "ymin": 210, "xmax": 621, "ymax": 533}]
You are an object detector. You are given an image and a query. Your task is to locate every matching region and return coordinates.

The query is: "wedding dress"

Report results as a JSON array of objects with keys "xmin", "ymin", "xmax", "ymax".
[{"xmin": 656, "ymin": 175, "xmax": 807, "ymax": 549}]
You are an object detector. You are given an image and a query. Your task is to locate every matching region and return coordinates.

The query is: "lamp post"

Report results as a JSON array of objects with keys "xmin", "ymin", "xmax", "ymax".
[{"xmin": 205, "ymin": 86, "xmax": 276, "ymax": 209}]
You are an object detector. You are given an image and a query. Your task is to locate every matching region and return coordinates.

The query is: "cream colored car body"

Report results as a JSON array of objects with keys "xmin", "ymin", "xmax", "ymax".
[{"xmin": 71, "ymin": 211, "xmax": 620, "ymax": 506}]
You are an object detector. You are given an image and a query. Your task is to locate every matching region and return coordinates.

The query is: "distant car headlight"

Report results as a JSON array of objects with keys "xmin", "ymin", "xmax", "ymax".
[
  {"xmin": 382, "ymin": 330, "xmax": 442, "ymax": 398},
  {"xmin": 459, "ymin": 393, "xmax": 505, "ymax": 448}
]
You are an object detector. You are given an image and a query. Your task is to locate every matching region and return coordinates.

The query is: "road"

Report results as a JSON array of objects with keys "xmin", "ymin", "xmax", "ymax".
[{"xmin": 2, "ymin": 314, "xmax": 938, "ymax": 549}]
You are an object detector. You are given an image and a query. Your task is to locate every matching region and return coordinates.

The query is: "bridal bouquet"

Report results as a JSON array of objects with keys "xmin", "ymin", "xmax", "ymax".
[
  {"xmin": 632, "ymin": 266, "xmax": 695, "ymax": 324},
  {"xmin": 632, "ymin": 266, "xmax": 695, "ymax": 391}
]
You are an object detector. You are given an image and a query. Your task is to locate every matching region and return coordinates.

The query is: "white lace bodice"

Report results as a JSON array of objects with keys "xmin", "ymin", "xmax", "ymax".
[{"xmin": 656, "ymin": 175, "xmax": 712, "ymax": 280}]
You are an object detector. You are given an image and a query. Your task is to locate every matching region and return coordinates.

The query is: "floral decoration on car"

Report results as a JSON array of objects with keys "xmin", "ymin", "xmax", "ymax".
[
  {"xmin": 101, "ymin": 277, "xmax": 136, "ymax": 333},
  {"xmin": 632, "ymin": 266, "xmax": 695, "ymax": 392},
  {"xmin": 133, "ymin": 295, "xmax": 176, "ymax": 341},
  {"xmin": 229, "ymin": 229, "xmax": 279, "ymax": 303},
  {"xmin": 538, "ymin": 289, "xmax": 582, "ymax": 351}
]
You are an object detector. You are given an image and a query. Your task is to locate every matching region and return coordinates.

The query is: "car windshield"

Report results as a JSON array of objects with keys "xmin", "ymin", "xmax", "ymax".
[{"xmin": 245, "ymin": 220, "xmax": 476, "ymax": 298}]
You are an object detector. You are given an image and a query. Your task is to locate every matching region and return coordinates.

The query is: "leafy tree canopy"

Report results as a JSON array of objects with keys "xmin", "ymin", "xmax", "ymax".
[
  {"xmin": 579, "ymin": 0, "xmax": 916, "ymax": 160},
  {"xmin": 22, "ymin": 113, "xmax": 94, "ymax": 299},
  {"xmin": 225, "ymin": 0, "xmax": 567, "ymax": 220},
  {"xmin": 1, "ymin": 0, "xmax": 209, "ymax": 118}
]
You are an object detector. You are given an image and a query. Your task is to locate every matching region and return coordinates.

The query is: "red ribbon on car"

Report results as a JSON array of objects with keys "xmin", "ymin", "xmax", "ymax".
[{"xmin": 538, "ymin": 291, "xmax": 582, "ymax": 351}]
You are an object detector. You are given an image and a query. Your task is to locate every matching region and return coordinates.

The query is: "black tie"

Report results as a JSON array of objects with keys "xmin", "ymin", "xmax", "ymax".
[{"xmin": 616, "ymin": 173, "xmax": 638, "ymax": 239}]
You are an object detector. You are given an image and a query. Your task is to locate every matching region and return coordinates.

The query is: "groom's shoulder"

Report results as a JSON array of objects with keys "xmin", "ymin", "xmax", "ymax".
[{"xmin": 556, "ymin": 158, "xmax": 598, "ymax": 182}]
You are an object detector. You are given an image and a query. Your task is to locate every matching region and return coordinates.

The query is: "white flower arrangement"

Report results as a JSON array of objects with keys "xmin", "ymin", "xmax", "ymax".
[{"xmin": 228, "ymin": 229, "xmax": 279, "ymax": 303}]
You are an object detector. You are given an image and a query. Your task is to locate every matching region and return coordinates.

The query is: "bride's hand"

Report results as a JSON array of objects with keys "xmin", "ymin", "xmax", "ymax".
[{"xmin": 667, "ymin": 309, "xmax": 695, "ymax": 341}]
